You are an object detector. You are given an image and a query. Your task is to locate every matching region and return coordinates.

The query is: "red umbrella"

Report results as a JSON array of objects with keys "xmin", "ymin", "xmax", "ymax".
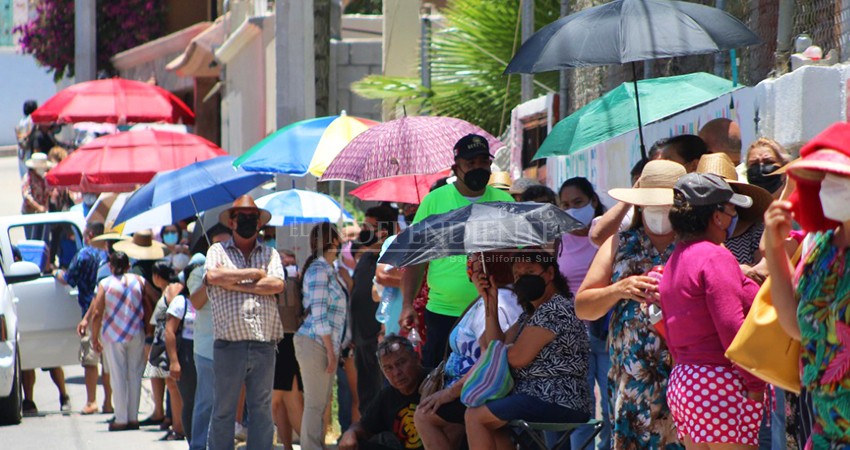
[
  {"xmin": 350, "ymin": 169, "xmax": 452, "ymax": 204},
  {"xmin": 31, "ymin": 78, "xmax": 195, "ymax": 125},
  {"xmin": 46, "ymin": 130, "xmax": 225, "ymax": 192}
]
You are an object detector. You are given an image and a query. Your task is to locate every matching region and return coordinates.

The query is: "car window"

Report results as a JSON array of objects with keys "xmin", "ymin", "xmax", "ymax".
[{"xmin": 8, "ymin": 222, "xmax": 83, "ymax": 273}]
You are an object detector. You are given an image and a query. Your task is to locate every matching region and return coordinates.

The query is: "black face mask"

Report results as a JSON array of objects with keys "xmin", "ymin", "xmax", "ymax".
[
  {"xmin": 462, "ymin": 168, "xmax": 491, "ymax": 191},
  {"xmin": 513, "ymin": 274, "xmax": 547, "ymax": 305},
  {"xmin": 747, "ymin": 163, "xmax": 783, "ymax": 193},
  {"xmin": 404, "ymin": 213, "xmax": 416, "ymax": 224},
  {"xmin": 235, "ymin": 216, "xmax": 259, "ymax": 239}
]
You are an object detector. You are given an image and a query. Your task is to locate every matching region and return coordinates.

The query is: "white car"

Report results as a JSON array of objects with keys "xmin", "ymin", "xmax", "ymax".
[{"xmin": 0, "ymin": 212, "xmax": 88, "ymax": 425}]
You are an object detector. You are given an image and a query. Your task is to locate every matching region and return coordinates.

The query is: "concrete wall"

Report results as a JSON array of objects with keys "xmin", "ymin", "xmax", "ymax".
[
  {"xmin": 0, "ymin": 50, "xmax": 56, "ymax": 146},
  {"xmin": 330, "ymin": 38, "xmax": 382, "ymax": 120}
]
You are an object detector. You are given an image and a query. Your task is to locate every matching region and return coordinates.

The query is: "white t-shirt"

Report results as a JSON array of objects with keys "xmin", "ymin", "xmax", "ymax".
[{"xmin": 166, "ymin": 295, "xmax": 196, "ymax": 340}]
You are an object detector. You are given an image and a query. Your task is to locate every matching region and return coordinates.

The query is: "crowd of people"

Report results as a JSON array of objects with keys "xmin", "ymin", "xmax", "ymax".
[{"xmin": 12, "ymin": 90, "xmax": 850, "ymax": 450}]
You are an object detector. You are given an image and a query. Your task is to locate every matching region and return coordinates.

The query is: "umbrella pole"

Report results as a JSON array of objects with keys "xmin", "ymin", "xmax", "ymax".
[
  {"xmin": 189, "ymin": 194, "xmax": 212, "ymax": 248},
  {"xmin": 632, "ymin": 62, "xmax": 648, "ymax": 161}
]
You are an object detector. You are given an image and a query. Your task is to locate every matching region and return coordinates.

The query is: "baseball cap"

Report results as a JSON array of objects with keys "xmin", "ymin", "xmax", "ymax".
[
  {"xmin": 453, "ymin": 134, "xmax": 493, "ymax": 160},
  {"xmin": 674, "ymin": 173, "xmax": 752, "ymax": 208}
]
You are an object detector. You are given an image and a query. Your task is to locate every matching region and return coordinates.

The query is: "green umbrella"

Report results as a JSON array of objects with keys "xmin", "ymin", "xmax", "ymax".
[{"xmin": 534, "ymin": 72, "xmax": 740, "ymax": 160}]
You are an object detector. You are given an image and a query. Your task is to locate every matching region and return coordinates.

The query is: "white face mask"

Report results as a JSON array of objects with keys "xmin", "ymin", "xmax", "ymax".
[
  {"xmin": 820, "ymin": 173, "xmax": 850, "ymax": 222},
  {"xmin": 566, "ymin": 202, "xmax": 595, "ymax": 227},
  {"xmin": 642, "ymin": 206, "xmax": 673, "ymax": 235}
]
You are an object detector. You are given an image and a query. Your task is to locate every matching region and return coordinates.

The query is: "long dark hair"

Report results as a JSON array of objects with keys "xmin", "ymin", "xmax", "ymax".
[
  {"xmin": 152, "ymin": 261, "xmax": 178, "ymax": 283},
  {"xmin": 302, "ymin": 222, "xmax": 341, "ymax": 276},
  {"xmin": 109, "ymin": 251, "xmax": 130, "ymax": 276}
]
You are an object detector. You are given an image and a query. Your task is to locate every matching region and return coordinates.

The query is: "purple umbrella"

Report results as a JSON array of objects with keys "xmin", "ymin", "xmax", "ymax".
[{"xmin": 319, "ymin": 116, "xmax": 504, "ymax": 183}]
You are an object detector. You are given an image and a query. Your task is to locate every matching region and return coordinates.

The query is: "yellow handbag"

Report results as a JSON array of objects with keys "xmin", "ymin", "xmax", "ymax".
[{"xmin": 725, "ymin": 248, "xmax": 802, "ymax": 394}]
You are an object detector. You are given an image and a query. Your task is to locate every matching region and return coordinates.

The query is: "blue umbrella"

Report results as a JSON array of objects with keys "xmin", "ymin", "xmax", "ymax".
[
  {"xmin": 254, "ymin": 189, "xmax": 354, "ymax": 226},
  {"xmin": 114, "ymin": 156, "xmax": 273, "ymax": 234}
]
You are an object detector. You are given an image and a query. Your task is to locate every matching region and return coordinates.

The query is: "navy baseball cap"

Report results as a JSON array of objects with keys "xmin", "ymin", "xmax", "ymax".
[{"xmin": 453, "ymin": 134, "xmax": 493, "ymax": 160}]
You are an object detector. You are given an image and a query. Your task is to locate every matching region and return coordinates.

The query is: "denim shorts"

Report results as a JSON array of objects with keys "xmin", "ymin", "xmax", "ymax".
[{"xmin": 485, "ymin": 393, "xmax": 590, "ymax": 424}]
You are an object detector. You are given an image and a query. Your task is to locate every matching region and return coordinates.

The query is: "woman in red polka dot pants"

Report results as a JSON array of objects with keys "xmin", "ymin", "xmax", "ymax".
[{"xmin": 658, "ymin": 173, "xmax": 766, "ymax": 448}]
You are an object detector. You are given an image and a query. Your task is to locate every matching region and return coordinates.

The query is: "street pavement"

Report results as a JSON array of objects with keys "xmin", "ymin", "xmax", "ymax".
[{"xmin": 0, "ymin": 155, "xmax": 186, "ymax": 448}]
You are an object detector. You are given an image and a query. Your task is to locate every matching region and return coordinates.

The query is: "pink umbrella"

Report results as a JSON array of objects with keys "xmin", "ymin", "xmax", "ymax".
[
  {"xmin": 320, "ymin": 116, "xmax": 503, "ymax": 183},
  {"xmin": 350, "ymin": 169, "xmax": 452, "ymax": 204}
]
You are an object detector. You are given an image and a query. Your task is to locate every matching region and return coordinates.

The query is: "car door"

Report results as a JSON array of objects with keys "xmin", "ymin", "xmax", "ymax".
[{"xmin": 3, "ymin": 218, "xmax": 83, "ymax": 370}]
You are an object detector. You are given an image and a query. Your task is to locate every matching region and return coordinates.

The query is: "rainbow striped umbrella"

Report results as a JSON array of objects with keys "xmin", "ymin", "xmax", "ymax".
[{"xmin": 234, "ymin": 112, "xmax": 378, "ymax": 177}]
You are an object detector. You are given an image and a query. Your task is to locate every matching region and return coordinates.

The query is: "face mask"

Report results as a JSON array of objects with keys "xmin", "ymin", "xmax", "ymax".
[
  {"xmin": 642, "ymin": 206, "xmax": 673, "ymax": 235},
  {"xmin": 404, "ymin": 213, "xmax": 416, "ymax": 224},
  {"xmin": 747, "ymin": 163, "xmax": 783, "ymax": 193},
  {"xmin": 820, "ymin": 173, "xmax": 850, "ymax": 222},
  {"xmin": 235, "ymin": 216, "xmax": 259, "ymax": 239},
  {"xmin": 726, "ymin": 214, "xmax": 739, "ymax": 240},
  {"xmin": 513, "ymin": 273, "xmax": 547, "ymax": 304},
  {"xmin": 462, "ymin": 168, "xmax": 491, "ymax": 192},
  {"xmin": 264, "ymin": 238, "xmax": 276, "ymax": 249},
  {"xmin": 567, "ymin": 203, "xmax": 595, "ymax": 227},
  {"xmin": 82, "ymin": 193, "xmax": 98, "ymax": 207},
  {"xmin": 162, "ymin": 232, "xmax": 179, "ymax": 246}
]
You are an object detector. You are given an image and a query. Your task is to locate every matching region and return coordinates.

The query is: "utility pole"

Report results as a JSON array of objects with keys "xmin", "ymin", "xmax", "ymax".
[
  {"xmin": 775, "ymin": 0, "xmax": 794, "ymax": 74},
  {"xmin": 277, "ymin": 0, "xmax": 317, "ymax": 262},
  {"xmin": 520, "ymin": 0, "xmax": 534, "ymax": 102},
  {"xmin": 558, "ymin": 0, "xmax": 569, "ymax": 120},
  {"xmin": 315, "ymin": 0, "xmax": 331, "ymax": 117},
  {"xmin": 713, "ymin": 0, "xmax": 726, "ymax": 77},
  {"xmin": 74, "ymin": 0, "xmax": 96, "ymax": 82}
]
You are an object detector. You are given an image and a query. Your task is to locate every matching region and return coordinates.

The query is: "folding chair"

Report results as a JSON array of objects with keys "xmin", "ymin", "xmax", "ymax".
[{"xmin": 509, "ymin": 419, "xmax": 603, "ymax": 450}]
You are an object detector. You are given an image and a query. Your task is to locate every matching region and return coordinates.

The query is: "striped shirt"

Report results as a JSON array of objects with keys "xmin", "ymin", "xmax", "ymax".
[
  {"xmin": 297, "ymin": 258, "xmax": 348, "ymax": 354},
  {"xmin": 205, "ymin": 239, "xmax": 285, "ymax": 342},
  {"xmin": 99, "ymin": 274, "xmax": 145, "ymax": 343}
]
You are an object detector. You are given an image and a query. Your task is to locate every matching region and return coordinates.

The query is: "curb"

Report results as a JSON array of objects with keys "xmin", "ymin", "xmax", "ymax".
[{"xmin": 0, "ymin": 145, "xmax": 18, "ymax": 158}]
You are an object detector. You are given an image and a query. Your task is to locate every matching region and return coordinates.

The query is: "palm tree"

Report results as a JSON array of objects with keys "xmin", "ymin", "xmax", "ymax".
[{"xmin": 352, "ymin": 0, "xmax": 561, "ymax": 136}]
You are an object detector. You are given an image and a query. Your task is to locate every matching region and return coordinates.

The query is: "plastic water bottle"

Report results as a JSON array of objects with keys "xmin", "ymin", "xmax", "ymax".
[
  {"xmin": 375, "ymin": 287, "xmax": 391, "ymax": 324},
  {"xmin": 407, "ymin": 327, "xmax": 422, "ymax": 347}
]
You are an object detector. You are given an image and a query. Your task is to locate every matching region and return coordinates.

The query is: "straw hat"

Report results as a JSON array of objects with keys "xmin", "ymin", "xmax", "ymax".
[
  {"xmin": 508, "ymin": 177, "xmax": 540, "ymax": 195},
  {"xmin": 488, "ymin": 172, "xmax": 513, "ymax": 191},
  {"xmin": 90, "ymin": 232, "xmax": 130, "ymax": 250},
  {"xmin": 218, "ymin": 195, "xmax": 272, "ymax": 229},
  {"xmin": 113, "ymin": 229, "xmax": 166, "ymax": 260},
  {"xmin": 25, "ymin": 153, "xmax": 55, "ymax": 171},
  {"xmin": 696, "ymin": 153, "xmax": 774, "ymax": 237},
  {"xmin": 609, "ymin": 160, "xmax": 686, "ymax": 206}
]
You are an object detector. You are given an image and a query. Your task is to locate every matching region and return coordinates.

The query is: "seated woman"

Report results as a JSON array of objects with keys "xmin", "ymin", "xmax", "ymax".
[
  {"xmin": 414, "ymin": 253, "xmax": 523, "ymax": 449},
  {"xmin": 464, "ymin": 248, "xmax": 591, "ymax": 450},
  {"xmin": 660, "ymin": 173, "xmax": 764, "ymax": 449}
]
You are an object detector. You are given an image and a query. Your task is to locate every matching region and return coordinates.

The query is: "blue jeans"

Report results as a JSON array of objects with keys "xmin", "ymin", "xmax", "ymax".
[
  {"xmin": 758, "ymin": 387, "xmax": 787, "ymax": 450},
  {"xmin": 191, "ymin": 353, "xmax": 214, "ymax": 450},
  {"xmin": 207, "ymin": 340, "xmax": 276, "ymax": 450},
  {"xmin": 546, "ymin": 334, "xmax": 612, "ymax": 450},
  {"xmin": 337, "ymin": 364, "xmax": 353, "ymax": 432}
]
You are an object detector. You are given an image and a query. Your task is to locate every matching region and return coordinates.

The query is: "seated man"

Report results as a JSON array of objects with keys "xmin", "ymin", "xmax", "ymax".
[{"xmin": 339, "ymin": 335, "xmax": 427, "ymax": 450}]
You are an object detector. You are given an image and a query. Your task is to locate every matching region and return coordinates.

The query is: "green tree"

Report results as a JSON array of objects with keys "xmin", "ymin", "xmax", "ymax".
[{"xmin": 352, "ymin": 0, "xmax": 560, "ymax": 136}]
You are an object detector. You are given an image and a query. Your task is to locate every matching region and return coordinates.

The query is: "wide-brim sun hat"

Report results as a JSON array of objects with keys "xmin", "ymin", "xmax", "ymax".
[
  {"xmin": 218, "ymin": 194, "xmax": 272, "ymax": 229},
  {"xmin": 785, "ymin": 122, "xmax": 850, "ymax": 232},
  {"xmin": 508, "ymin": 177, "xmax": 540, "ymax": 195},
  {"xmin": 696, "ymin": 153, "xmax": 773, "ymax": 237},
  {"xmin": 25, "ymin": 152, "xmax": 56, "ymax": 170},
  {"xmin": 90, "ymin": 232, "xmax": 130, "ymax": 250},
  {"xmin": 113, "ymin": 229, "xmax": 166, "ymax": 260},
  {"xmin": 608, "ymin": 160, "xmax": 686, "ymax": 206},
  {"xmin": 488, "ymin": 172, "xmax": 512, "ymax": 190}
]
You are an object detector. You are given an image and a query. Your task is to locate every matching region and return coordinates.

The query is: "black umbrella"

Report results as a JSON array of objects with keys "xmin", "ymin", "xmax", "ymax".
[
  {"xmin": 378, "ymin": 202, "xmax": 584, "ymax": 268},
  {"xmin": 504, "ymin": 0, "xmax": 761, "ymax": 159}
]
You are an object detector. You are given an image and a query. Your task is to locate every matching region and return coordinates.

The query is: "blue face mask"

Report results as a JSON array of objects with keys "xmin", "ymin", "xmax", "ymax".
[
  {"xmin": 726, "ymin": 214, "xmax": 739, "ymax": 240},
  {"xmin": 264, "ymin": 238, "xmax": 276, "ymax": 249},
  {"xmin": 162, "ymin": 232, "xmax": 179, "ymax": 246}
]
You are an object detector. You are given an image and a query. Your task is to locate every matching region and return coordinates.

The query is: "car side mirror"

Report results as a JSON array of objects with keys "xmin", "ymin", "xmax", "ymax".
[{"xmin": 5, "ymin": 261, "xmax": 42, "ymax": 284}]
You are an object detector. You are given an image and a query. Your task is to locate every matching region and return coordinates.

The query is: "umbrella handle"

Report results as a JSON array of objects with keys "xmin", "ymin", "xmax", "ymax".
[{"xmin": 480, "ymin": 251, "xmax": 488, "ymax": 275}]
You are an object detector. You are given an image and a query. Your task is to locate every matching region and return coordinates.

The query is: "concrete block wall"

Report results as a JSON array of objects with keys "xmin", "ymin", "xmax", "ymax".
[{"xmin": 330, "ymin": 38, "xmax": 382, "ymax": 121}]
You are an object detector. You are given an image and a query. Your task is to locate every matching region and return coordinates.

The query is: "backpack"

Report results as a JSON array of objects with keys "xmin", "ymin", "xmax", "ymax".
[{"xmin": 278, "ymin": 269, "xmax": 305, "ymax": 333}]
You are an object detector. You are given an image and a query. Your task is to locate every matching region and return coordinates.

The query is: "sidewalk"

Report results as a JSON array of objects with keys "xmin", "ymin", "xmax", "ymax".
[{"xmin": 0, "ymin": 145, "xmax": 17, "ymax": 158}]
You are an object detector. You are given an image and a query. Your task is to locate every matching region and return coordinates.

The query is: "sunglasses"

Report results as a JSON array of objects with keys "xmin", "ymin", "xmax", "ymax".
[{"xmin": 376, "ymin": 339, "xmax": 414, "ymax": 357}]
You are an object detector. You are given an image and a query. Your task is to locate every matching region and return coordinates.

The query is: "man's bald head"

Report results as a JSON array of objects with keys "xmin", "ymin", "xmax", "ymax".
[{"xmin": 699, "ymin": 118, "xmax": 742, "ymax": 164}]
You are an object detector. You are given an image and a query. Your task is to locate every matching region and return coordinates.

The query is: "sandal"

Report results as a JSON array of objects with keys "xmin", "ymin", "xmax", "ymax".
[
  {"xmin": 22, "ymin": 399, "xmax": 38, "ymax": 416},
  {"xmin": 108, "ymin": 422, "xmax": 130, "ymax": 432},
  {"xmin": 159, "ymin": 418, "xmax": 173, "ymax": 431},
  {"xmin": 159, "ymin": 430, "xmax": 185, "ymax": 441},
  {"xmin": 81, "ymin": 402, "xmax": 99, "ymax": 415},
  {"xmin": 101, "ymin": 404, "xmax": 114, "ymax": 414},
  {"xmin": 138, "ymin": 415, "xmax": 165, "ymax": 427}
]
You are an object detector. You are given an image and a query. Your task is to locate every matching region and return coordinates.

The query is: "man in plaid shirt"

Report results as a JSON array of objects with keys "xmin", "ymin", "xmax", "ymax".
[{"xmin": 204, "ymin": 196, "xmax": 285, "ymax": 450}]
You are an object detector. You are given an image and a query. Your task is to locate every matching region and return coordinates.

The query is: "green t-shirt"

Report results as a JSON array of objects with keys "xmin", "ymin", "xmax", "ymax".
[{"xmin": 412, "ymin": 183, "xmax": 513, "ymax": 316}]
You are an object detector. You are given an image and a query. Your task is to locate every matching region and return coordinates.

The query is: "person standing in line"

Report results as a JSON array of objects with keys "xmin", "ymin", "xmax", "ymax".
[
  {"xmin": 399, "ymin": 134, "xmax": 513, "ymax": 368},
  {"xmin": 60, "ymin": 222, "xmax": 112, "ymax": 415},
  {"xmin": 205, "ymin": 196, "xmax": 285, "ymax": 450},
  {"xmin": 15, "ymin": 100, "xmax": 37, "ymax": 178},
  {"xmin": 90, "ymin": 251, "xmax": 146, "ymax": 431},
  {"xmin": 294, "ymin": 223, "xmax": 347, "ymax": 450}
]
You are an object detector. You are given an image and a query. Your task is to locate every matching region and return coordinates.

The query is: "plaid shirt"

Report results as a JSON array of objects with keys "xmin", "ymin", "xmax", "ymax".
[
  {"xmin": 297, "ymin": 258, "xmax": 348, "ymax": 354},
  {"xmin": 64, "ymin": 245, "xmax": 108, "ymax": 317},
  {"xmin": 205, "ymin": 238, "xmax": 285, "ymax": 342},
  {"xmin": 99, "ymin": 274, "xmax": 145, "ymax": 343}
]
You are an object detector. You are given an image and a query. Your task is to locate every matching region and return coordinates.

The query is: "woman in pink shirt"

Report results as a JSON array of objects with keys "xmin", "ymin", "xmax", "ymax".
[{"xmin": 660, "ymin": 173, "xmax": 764, "ymax": 449}]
